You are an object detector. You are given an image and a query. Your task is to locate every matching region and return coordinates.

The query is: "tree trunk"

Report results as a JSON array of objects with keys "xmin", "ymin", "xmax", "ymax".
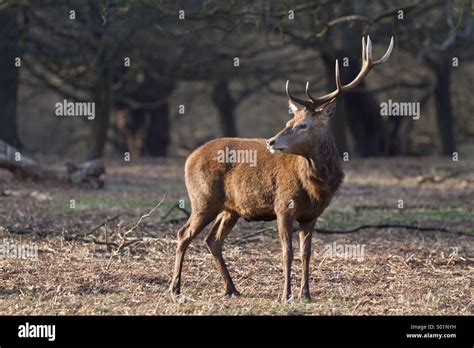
[
  {"xmin": 115, "ymin": 107, "xmax": 147, "ymax": 157},
  {"xmin": 427, "ymin": 55, "xmax": 456, "ymax": 155},
  {"xmin": 321, "ymin": 53, "xmax": 387, "ymax": 157},
  {"xmin": 88, "ymin": 65, "xmax": 111, "ymax": 160},
  {"xmin": 329, "ymin": 104, "xmax": 350, "ymax": 156},
  {"xmin": 211, "ymin": 79, "xmax": 237, "ymax": 137},
  {"xmin": 114, "ymin": 70, "xmax": 173, "ymax": 157},
  {"xmin": 115, "ymin": 105, "xmax": 170, "ymax": 157},
  {"xmin": 145, "ymin": 103, "xmax": 170, "ymax": 156},
  {"xmin": 343, "ymin": 91, "xmax": 387, "ymax": 156},
  {"xmin": 0, "ymin": 6, "xmax": 21, "ymax": 147},
  {"xmin": 342, "ymin": 53, "xmax": 387, "ymax": 157},
  {"xmin": 321, "ymin": 57, "xmax": 348, "ymax": 155}
]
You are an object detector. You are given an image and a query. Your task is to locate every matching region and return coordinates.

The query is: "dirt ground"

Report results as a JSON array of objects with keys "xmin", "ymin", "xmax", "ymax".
[{"xmin": 0, "ymin": 157, "xmax": 472, "ymax": 315}]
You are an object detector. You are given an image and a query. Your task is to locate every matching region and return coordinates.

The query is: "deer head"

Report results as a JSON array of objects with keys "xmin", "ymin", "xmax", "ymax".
[{"xmin": 266, "ymin": 36, "xmax": 394, "ymax": 155}]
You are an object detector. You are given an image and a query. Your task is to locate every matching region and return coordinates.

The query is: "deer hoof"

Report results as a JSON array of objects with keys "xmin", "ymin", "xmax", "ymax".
[
  {"xmin": 299, "ymin": 289, "xmax": 311, "ymax": 302},
  {"xmin": 224, "ymin": 289, "xmax": 241, "ymax": 297},
  {"xmin": 170, "ymin": 285, "xmax": 183, "ymax": 303},
  {"xmin": 281, "ymin": 293, "xmax": 294, "ymax": 303},
  {"xmin": 299, "ymin": 294, "xmax": 312, "ymax": 303}
]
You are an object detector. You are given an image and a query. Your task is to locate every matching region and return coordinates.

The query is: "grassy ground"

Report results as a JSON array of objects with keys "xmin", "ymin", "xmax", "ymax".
[{"xmin": 0, "ymin": 157, "xmax": 472, "ymax": 315}]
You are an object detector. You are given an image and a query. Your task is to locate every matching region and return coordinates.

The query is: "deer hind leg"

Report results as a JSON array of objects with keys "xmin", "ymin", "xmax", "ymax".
[
  {"xmin": 204, "ymin": 211, "xmax": 240, "ymax": 297},
  {"xmin": 298, "ymin": 219, "xmax": 316, "ymax": 302},
  {"xmin": 170, "ymin": 211, "xmax": 218, "ymax": 297}
]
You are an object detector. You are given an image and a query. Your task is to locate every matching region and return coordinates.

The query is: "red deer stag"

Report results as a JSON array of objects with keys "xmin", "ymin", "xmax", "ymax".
[{"xmin": 171, "ymin": 36, "xmax": 394, "ymax": 302}]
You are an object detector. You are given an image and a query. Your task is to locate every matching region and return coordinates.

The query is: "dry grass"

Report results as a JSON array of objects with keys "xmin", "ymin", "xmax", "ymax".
[
  {"xmin": 0, "ymin": 227, "xmax": 472, "ymax": 315},
  {"xmin": 0, "ymin": 157, "xmax": 472, "ymax": 315}
]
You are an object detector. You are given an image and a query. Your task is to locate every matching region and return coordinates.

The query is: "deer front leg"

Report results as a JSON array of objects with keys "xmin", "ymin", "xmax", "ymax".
[
  {"xmin": 299, "ymin": 219, "xmax": 315, "ymax": 302},
  {"xmin": 277, "ymin": 214, "xmax": 294, "ymax": 302}
]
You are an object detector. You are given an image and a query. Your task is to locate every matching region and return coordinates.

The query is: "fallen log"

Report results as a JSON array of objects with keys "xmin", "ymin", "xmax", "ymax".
[{"xmin": 0, "ymin": 140, "xmax": 105, "ymax": 188}]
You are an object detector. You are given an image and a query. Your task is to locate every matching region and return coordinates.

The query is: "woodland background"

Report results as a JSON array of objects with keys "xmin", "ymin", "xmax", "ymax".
[
  {"xmin": 1, "ymin": 0, "xmax": 473, "ymax": 161},
  {"xmin": 0, "ymin": 1, "xmax": 472, "ymax": 315}
]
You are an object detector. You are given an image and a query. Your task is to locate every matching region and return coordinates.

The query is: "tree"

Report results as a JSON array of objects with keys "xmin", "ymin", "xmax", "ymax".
[
  {"xmin": 0, "ymin": 3, "xmax": 22, "ymax": 147},
  {"xmin": 20, "ymin": 0, "xmax": 171, "ymax": 159},
  {"xmin": 227, "ymin": 0, "xmax": 470, "ymax": 156},
  {"xmin": 211, "ymin": 79, "xmax": 237, "ymax": 137}
]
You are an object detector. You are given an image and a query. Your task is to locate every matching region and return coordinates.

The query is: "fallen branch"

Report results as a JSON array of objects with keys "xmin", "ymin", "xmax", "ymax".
[
  {"xmin": 107, "ymin": 194, "xmax": 167, "ymax": 267},
  {"xmin": 159, "ymin": 203, "xmax": 191, "ymax": 223},
  {"xmin": 58, "ymin": 214, "xmax": 123, "ymax": 249},
  {"xmin": 160, "ymin": 217, "xmax": 188, "ymax": 224},
  {"xmin": 232, "ymin": 223, "xmax": 472, "ymax": 244},
  {"xmin": 177, "ymin": 206, "xmax": 191, "ymax": 217},
  {"xmin": 316, "ymin": 224, "xmax": 472, "ymax": 237},
  {"xmin": 0, "ymin": 140, "xmax": 105, "ymax": 188},
  {"xmin": 415, "ymin": 168, "xmax": 459, "ymax": 185},
  {"xmin": 63, "ymin": 234, "xmax": 120, "ymax": 248},
  {"xmin": 231, "ymin": 227, "xmax": 275, "ymax": 245},
  {"xmin": 83, "ymin": 214, "xmax": 120, "ymax": 237}
]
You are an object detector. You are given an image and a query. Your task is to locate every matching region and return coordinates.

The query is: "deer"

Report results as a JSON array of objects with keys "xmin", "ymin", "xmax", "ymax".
[{"xmin": 170, "ymin": 36, "xmax": 394, "ymax": 302}]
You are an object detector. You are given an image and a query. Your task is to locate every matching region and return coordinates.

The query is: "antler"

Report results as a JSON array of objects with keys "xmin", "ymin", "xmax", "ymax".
[
  {"xmin": 286, "ymin": 80, "xmax": 314, "ymax": 110},
  {"xmin": 305, "ymin": 36, "xmax": 394, "ymax": 107}
]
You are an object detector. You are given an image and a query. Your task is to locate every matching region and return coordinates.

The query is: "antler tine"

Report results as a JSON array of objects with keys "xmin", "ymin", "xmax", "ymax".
[
  {"xmin": 286, "ymin": 80, "xmax": 314, "ymax": 109},
  {"xmin": 341, "ymin": 35, "xmax": 394, "ymax": 91},
  {"xmin": 305, "ymin": 81, "xmax": 311, "ymax": 99},
  {"xmin": 362, "ymin": 36, "xmax": 366, "ymax": 62},
  {"xmin": 335, "ymin": 59, "xmax": 342, "ymax": 91},
  {"xmin": 303, "ymin": 36, "xmax": 394, "ymax": 107},
  {"xmin": 305, "ymin": 61, "xmax": 342, "ymax": 106},
  {"xmin": 366, "ymin": 35, "xmax": 372, "ymax": 63},
  {"xmin": 306, "ymin": 81, "xmax": 339, "ymax": 107},
  {"xmin": 305, "ymin": 81, "xmax": 316, "ymax": 102},
  {"xmin": 305, "ymin": 59, "xmax": 343, "ymax": 106},
  {"xmin": 305, "ymin": 81, "xmax": 334, "ymax": 107},
  {"xmin": 373, "ymin": 36, "xmax": 394, "ymax": 65}
]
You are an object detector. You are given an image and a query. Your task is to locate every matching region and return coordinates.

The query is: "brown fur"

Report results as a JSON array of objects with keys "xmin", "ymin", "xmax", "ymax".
[{"xmin": 170, "ymin": 100, "xmax": 344, "ymax": 301}]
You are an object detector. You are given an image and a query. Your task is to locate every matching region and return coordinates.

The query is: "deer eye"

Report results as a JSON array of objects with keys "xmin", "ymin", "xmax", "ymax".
[{"xmin": 298, "ymin": 123, "xmax": 308, "ymax": 130}]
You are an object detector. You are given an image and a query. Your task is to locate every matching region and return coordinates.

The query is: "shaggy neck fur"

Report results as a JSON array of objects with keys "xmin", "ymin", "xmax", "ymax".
[{"xmin": 297, "ymin": 128, "xmax": 344, "ymax": 204}]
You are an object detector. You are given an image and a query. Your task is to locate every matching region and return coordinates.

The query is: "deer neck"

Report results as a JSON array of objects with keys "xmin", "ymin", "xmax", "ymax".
[{"xmin": 297, "ymin": 128, "xmax": 343, "ymax": 202}]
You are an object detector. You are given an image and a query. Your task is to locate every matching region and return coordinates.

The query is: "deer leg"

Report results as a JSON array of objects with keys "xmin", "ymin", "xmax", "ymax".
[
  {"xmin": 170, "ymin": 212, "xmax": 217, "ymax": 297},
  {"xmin": 205, "ymin": 211, "xmax": 239, "ymax": 297},
  {"xmin": 277, "ymin": 214, "xmax": 294, "ymax": 302},
  {"xmin": 298, "ymin": 219, "xmax": 315, "ymax": 302}
]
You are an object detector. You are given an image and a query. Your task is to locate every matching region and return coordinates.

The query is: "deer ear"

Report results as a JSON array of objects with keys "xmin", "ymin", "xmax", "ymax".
[
  {"xmin": 288, "ymin": 100, "xmax": 299, "ymax": 114},
  {"xmin": 315, "ymin": 99, "xmax": 336, "ymax": 121}
]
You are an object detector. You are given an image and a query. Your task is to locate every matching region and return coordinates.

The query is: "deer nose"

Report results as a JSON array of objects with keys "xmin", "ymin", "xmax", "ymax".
[{"xmin": 266, "ymin": 138, "xmax": 275, "ymax": 147}]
